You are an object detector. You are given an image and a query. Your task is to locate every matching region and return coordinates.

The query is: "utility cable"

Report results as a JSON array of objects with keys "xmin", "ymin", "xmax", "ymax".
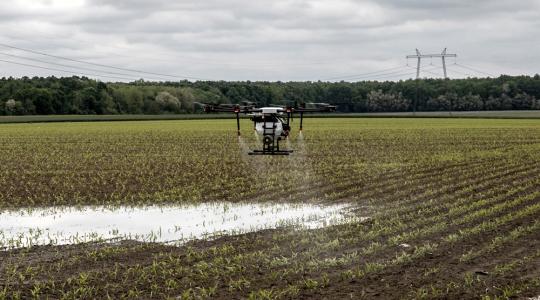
[
  {"xmin": 0, "ymin": 42, "xmax": 211, "ymax": 81},
  {"xmin": 343, "ymin": 66, "xmax": 413, "ymax": 81},
  {"xmin": 453, "ymin": 63, "xmax": 496, "ymax": 77},
  {"xmin": 361, "ymin": 65, "xmax": 444, "ymax": 81},
  {"xmin": 0, "ymin": 58, "xmax": 139, "ymax": 81},
  {"xmin": 346, "ymin": 70, "xmax": 416, "ymax": 81},
  {"xmin": 323, "ymin": 65, "xmax": 408, "ymax": 81},
  {"xmin": 408, "ymin": 65, "xmax": 444, "ymax": 77},
  {"xmin": 366, "ymin": 71, "xmax": 417, "ymax": 81},
  {"xmin": 445, "ymin": 65, "xmax": 474, "ymax": 77},
  {"xmin": 0, "ymin": 51, "xmax": 156, "ymax": 81}
]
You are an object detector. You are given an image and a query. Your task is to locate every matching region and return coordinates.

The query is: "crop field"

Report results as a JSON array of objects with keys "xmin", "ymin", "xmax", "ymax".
[{"xmin": 0, "ymin": 118, "xmax": 539, "ymax": 299}]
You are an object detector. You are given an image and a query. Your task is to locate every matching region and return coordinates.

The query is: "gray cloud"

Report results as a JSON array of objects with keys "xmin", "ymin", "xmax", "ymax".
[{"xmin": 0, "ymin": 0, "xmax": 538, "ymax": 81}]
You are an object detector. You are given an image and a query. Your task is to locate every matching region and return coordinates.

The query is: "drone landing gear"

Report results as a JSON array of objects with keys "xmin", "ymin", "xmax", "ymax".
[
  {"xmin": 248, "ymin": 149, "xmax": 293, "ymax": 156},
  {"xmin": 248, "ymin": 135, "xmax": 293, "ymax": 156}
]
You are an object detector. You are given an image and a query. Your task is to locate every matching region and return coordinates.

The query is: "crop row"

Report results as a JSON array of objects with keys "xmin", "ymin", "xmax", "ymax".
[{"xmin": 0, "ymin": 118, "xmax": 539, "ymax": 298}]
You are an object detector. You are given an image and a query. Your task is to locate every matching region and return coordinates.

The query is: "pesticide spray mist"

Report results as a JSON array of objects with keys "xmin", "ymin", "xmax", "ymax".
[
  {"xmin": 297, "ymin": 131, "xmax": 305, "ymax": 151},
  {"xmin": 237, "ymin": 129, "xmax": 315, "ymax": 202},
  {"xmin": 237, "ymin": 136, "xmax": 250, "ymax": 160},
  {"xmin": 287, "ymin": 130, "xmax": 317, "ymax": 201},
  {"xmin": 237, "ymin": 134, "xmax": 266, "ymax": 175}
]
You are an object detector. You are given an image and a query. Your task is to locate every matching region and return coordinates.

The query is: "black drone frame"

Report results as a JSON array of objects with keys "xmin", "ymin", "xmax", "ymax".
[{"xmin": 197, "ymin": 101, "xmax": 336, "ymax": 155}]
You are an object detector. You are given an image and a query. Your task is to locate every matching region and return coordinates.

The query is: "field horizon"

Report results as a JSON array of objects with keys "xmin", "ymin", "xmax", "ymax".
[{"xmin": 0, "ymin": 110, "xmax": 539, "ymax": 125}]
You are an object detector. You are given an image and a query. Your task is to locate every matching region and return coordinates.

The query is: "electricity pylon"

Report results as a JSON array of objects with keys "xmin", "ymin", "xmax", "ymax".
[{"xmin": 406, "ymin": 48, "xmax": 457, "ymax": 79}]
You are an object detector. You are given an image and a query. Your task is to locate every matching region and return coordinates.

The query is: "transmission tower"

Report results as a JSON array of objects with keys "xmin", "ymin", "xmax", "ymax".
[{"xmin": 406, "ymin": 48, "xmax": 457, "ymax": 79}]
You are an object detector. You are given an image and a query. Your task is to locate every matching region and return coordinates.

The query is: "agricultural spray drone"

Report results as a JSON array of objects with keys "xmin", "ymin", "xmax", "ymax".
[{"xmin": 196, "ymin": 101, "xmax": 336, "ymax": 155}]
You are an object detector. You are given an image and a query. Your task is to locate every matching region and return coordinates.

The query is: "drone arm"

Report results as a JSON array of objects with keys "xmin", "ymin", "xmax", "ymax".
[
  {"xmin": 294, "ymin": 107, "xmax": 336, "ymax": 113},
  {"xmin": 204, "ymin": 105, "xmax": 237, "ymax": 113},
  {"xmin": 290, "ymin": 103, "xmax": 336, "ymax": 131},
  {"xmin": 197, "ymin": 103, "xmax": 257, "ymax": 136},
  {"xmin": 196, "ymin": 102, "xmax": 257, "ymax": 114}
]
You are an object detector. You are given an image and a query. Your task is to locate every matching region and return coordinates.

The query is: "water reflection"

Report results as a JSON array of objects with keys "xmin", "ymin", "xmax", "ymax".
[{"xmin": 0, "ymin": 202, "xmax": 354, "ymax": 249}]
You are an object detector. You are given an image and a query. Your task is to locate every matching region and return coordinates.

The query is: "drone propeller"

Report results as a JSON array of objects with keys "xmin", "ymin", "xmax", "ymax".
[
  {"xmin": 240, "ymin": 101, "xmax": 258, "ymax": 107},
  {"xmin": 295, "ymin": 102, "xmax": 336, "ymax": 112},
  {"xmin": 218, "ymin": 103, "xmax": 237, "ymax": 108},
  {"xmin": 193, "ymin": 101, "xmax": 206, "ymax": 107}
]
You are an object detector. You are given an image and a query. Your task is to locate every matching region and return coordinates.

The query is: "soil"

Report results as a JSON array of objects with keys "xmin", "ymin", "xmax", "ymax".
[{"xmin": 1, "ymin": 212, "xmax": 539, "ymax": 299}]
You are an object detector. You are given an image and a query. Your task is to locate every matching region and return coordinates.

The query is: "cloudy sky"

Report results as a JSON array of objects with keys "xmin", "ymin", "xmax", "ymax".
[{"xmin": 0, "ymin": 0, "xmax": 539, "ymax": 82}]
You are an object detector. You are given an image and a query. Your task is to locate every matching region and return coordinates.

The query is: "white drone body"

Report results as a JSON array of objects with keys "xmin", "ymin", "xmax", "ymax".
[{"xmin": 252, "ymin": 107, "xmax": 286, "ymax": 137}]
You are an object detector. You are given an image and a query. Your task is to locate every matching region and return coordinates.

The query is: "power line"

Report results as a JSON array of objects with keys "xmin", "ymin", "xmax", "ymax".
[
  {"xmin": 6, "ymin": 35, "xmax": 363, "ymax": 68},
  {"xmin": 337, "ymin": 64, "xmax": 447, "ymax": 82},
  {"xmin": 351, "ymin": 70, "xmax": 417, "ymax": 81},
  {"xmin": 0, "ymin": 58, "xmax": 138, "ymax": 81},
  {"xmin": 0, "ymin": 42, "xmax": 211, "ymax": 81},
  {"xmin": 419, "ymin": 69, "xmax": 441, "ymax": 77},
  {"xmin": 368, "ymin": 71, "xmax": 417, "ymax": 81},
  {"xmin": 342, "ymin": 66, "xmax": 413, "ymax": 81},
  {"xmin": 325, "ymin": 48, "xmax": 461, "ymax": 82},
  {"xmin": 444, "ymin": 65, "xmax": 474, "ymax": 77},
  {"xmin": 365, "ymin": 65, "xmax": 446, "ymax": 80},
  {"xmin": 0, "ymin": 51, "xmax": 154, "ymax": 81},
  {"xmin": 453, "ymin": 63, "xmax": 496, "ymax": 77},
  {"xmin": 323, "ymin": 65, "xmax": 408, "ymax": 81},
  {"xmin": 409, "ymin": 65, "xmax": 444, "ymax": 77},
  {"xmin": 344, "ymin": 65, "xmax": 441, "ymax": 81}
]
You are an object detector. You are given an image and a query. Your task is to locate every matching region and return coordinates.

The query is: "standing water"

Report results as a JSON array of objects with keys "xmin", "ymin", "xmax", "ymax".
[{"xmin": 0, "ymin": 202, "xmax": 354, "ymax": 249}]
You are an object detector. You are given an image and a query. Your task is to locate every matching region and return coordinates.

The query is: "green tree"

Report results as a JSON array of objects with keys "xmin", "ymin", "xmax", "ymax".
[
  {"xmin": 426, "ymin": 95, "xmax": 451, "ymax": 111},
  {"xmin": 155, "ymin": 91, "xmax": 181, "ymax": 113},
  {"xmin": 455, "ymin": 93, "xmax": 483, "ymax": 111},
  {"xmin": 4, "ymin": 99, "xmax": 24, "ymax": 115}
]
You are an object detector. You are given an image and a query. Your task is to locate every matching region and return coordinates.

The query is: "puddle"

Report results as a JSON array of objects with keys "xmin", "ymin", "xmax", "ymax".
[{"xmin": 0, "ymin": 202, "xmax": 356, "ymax": 249}]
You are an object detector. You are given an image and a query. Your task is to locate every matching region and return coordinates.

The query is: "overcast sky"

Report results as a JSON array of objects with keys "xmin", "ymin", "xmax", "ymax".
[{"xmin": 0, "ymin": 0, "xmax": 539, "ymax": 82}]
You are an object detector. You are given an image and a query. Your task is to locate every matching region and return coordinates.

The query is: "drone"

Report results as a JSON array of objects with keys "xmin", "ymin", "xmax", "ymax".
[{"xmin": 197, "ymin": 101, "xmax": 336, "ymax": 155}]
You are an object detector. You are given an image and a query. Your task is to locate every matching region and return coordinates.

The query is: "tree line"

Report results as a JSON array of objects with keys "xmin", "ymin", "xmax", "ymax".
[{"xmin": 1, "ymin": 75, "xmax": 540, "ymax": 115}]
